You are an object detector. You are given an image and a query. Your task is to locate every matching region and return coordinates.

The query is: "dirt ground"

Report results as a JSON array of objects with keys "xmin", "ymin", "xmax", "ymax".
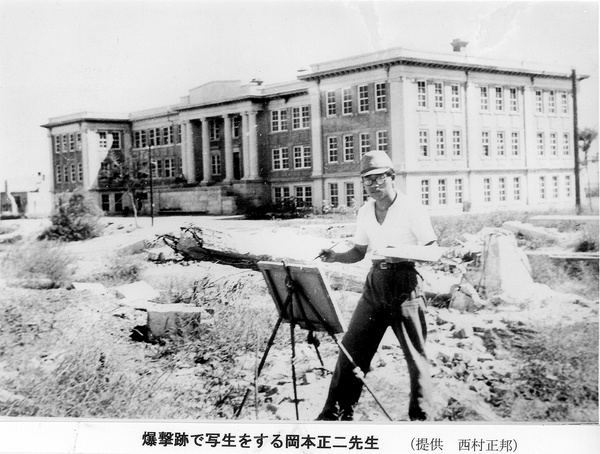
[{"xmin": 0, "ymin": 215, "xmax": 598, "ymax": 422}]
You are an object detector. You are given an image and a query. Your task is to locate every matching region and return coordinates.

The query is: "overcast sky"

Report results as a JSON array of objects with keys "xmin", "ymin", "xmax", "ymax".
[{"xmin": 0, "ymin": 0, "xmax": 597, "ymax": 185}]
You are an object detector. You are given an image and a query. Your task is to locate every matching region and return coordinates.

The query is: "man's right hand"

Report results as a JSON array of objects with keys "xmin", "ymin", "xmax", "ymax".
[{"xmin": 318, "ymin": 249, "xmax": 336, "ymax": 263}]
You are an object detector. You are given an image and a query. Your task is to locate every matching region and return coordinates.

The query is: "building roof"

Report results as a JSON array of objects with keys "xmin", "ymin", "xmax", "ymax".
[
  {"xmin": 298, "ymin": 46, "xmax": 587, "ymax": 81},
  {"xmin": 41, "ymin": 112, "xmax": 130, "ymax": 128}
]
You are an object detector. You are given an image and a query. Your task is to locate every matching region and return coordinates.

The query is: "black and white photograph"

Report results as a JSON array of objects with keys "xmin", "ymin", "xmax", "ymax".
[{"xmin": 0, "ymin": 0, "xmax": 598, "ymax": 452}]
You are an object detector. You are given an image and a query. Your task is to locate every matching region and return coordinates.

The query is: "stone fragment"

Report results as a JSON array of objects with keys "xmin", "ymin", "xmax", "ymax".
[
  {"xmin": 72, "ymin": 282, "xmax": 108, "ymax": 295},
  {"xmin": 115, "ymin": 281, "xmax": 160, "ymax": 302},
  {"xmin": 147, "ymin": 247, "xmax": 177, "ymax": 262}
]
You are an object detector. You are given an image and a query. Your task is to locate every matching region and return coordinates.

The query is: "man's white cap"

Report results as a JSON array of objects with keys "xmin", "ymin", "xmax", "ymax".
[{"xmin": 360, "ymin": 150, "xmax": 394, "ymax": 176}]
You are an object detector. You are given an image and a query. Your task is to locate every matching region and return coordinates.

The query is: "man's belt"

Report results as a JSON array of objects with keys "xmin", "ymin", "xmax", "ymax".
[{"xmin": 372, "ymin": 260, "xmax": 415, "ymax": 270}]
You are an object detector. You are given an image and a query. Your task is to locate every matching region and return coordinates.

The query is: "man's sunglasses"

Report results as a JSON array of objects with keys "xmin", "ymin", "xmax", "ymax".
[{"xmin": 362, "ymin": 174, "xmax": 388, "ymax": 186}]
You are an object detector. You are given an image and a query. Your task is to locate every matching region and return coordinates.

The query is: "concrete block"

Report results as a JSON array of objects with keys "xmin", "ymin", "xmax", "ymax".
[{"xmin": 146, "ymin": 304, "xmax": 209, "ymax": 339}]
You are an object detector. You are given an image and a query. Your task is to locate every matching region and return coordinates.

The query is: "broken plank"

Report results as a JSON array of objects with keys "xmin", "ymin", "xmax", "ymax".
[{"xmin": 525, "ymin": 250, "xmax": 599, "ymax": 260}]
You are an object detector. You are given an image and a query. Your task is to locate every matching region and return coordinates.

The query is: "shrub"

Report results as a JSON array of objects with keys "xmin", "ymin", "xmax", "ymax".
[
  {"xmin": 1, "ymin": 240, "xmax": 75, "ymax": 286},
  {"xmin": 40, "ymin": 190, "xmax": 103, "ymax": 241}
]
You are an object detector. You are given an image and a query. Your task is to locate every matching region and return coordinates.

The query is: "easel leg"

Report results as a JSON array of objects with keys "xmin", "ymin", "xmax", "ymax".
[
  {"xmin": 235, "ymin": 316, "xmax": 284, "ymax": 418},
  {"xmin": 290, "ymin": 321, "xmax": 300, "ymax": 420}
]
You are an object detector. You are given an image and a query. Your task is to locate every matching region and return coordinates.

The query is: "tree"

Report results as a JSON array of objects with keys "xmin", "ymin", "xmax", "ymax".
[
  {"xmin": 104, "ymin": 150, "xmax": 151, "ymax": 228},
  {"xmin": 578, "ymin": 127, "xmax": 598, "ymax": 211}
]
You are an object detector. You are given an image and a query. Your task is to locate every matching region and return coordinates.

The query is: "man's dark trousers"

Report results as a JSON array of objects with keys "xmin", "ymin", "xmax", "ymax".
[{"xmin": 318, "ymin": 263, "xmax": 432, "ymax": 421}]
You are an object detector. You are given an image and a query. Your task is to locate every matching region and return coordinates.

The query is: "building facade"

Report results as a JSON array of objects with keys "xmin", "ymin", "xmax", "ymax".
[{"xmin": 42, "ymin": 47, "xmax": 582, "ymax": 215}]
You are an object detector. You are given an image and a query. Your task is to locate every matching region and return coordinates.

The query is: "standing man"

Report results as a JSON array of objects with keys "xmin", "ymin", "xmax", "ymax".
[{"xmin": 316, "ymin": 150, "xmax": 437, "ymax": 421}]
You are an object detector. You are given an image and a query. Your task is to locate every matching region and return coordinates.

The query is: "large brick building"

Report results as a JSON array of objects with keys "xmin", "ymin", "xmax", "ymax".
[{"xmin": 42, "ymin": 47, "xmax": 584, "ymax": 215}]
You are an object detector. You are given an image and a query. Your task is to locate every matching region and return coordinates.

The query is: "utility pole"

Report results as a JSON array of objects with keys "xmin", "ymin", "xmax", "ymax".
[
  {"xmin": 572, "ymin": 69, "xmax": 581, "ymax": 214},
  {"xmin": 148, "ymin": 144, "xmax": 154, "ymax": 226}
]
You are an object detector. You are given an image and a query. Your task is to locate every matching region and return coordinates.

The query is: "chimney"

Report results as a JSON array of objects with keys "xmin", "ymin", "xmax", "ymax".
[
  {"xmin": 451, "ymin": 39, "xmax": 468, "ymax": 52},
  {"xmin": 250, "ymin": 78, "xmax": 263, "ymax": 86}
]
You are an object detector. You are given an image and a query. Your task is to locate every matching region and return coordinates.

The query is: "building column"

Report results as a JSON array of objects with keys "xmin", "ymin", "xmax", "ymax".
[
  {"xmin": 248, "ymin": 111, "xmax": 259, "ymax": 179},
  {"xmin": 223, "ymin": 115, "xmax": 234, "ymax": 183},
  {"xmin": 389, "ymin": 74, "xmax": 406, "ymax": 170},
  {"xmin": 201, "ymin": 118, "xmax": 211, "ymax": 184},
  {"xmin": 180, "ymin": 121, "xmax": 190, "ymax": 180},
  {"xmin": 308, "ymin": 84, "xmax": 324, "ymax": 208},
  {"xmin": 242, "ymin": 113, "xmax": 251, "ymax": 180}
]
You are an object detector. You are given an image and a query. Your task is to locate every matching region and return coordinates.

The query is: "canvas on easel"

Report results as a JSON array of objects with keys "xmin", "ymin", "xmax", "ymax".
[{"xmin": 258, "ymin": 261, "xmax": 347, "ymax": 334}]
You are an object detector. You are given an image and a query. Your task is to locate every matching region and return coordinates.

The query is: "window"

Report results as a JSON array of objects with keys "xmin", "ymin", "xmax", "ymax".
[
  {"xmin": 148, "ymin": 129, "xmax": 155, "ymax": 147},
  {"xmin": 535, "ymin": 90, "xmax": 543, "ymax": 113},
  {"xmin": 164, "ymin": 158, "xmax": 174, "ymax": 178},
  {"xmin": 101, "ymin": 194, "xmax": 110, "ymax": 212},
  {"xmin": 539, "ymin": 176, "xmax": 546, "ymax": 200},
  {"xmin": 76, "ymin": 133, "xmax": 82, "ymax": 151},
  {"xmin": 69, "ymin": 134, "xmax": 75, "ymax": 152},
  {"xmin": 345, "ymin": 182, "xmax": 355, "ymax": 207},
  {"xmin": 358, "ymin": 85, "xmax": 369, "ymax": 113},
  {"xmin": 498, "ymin": 177, "xmax": 506, "ymax": 202},
  {"xmin": 536, "ymin": 133, "xmax": 545, "ymax": 156},
  {"xmin": 301, "ymin": 106, "xmax": 310, "ymax": 128},
  {"xmin": 134, "ymin": 131, "xmax": 141, "ymax": 149},
  {"xmin": 509, "ymin": 88, "xmax": 518, "ymax": 112},
  {"xmin": 294, "ymin": 146, "xmax": 311, "ymax": 169},
  {"xmin": 451, "ymin": 84, "xmax": 460, "ymax": 109},
  {"xmin": 454, "ymin": 178, "xmax": 463, "ymax": 204},
  {"xmin": 561, "ymin": 92, "xmax": 569, "ymax": 115},
  {"xmin": 64, "ymin": 165, "xmax": 69, "ymax": 183},
  {"xmin": 232, "ymin": 117, "xmax": 241, "ymax": 138},
  {"xmin": 480, "ymin": 86, "xmax": 489, "ymax": 111},
  {"xmin": 359, "ymin": 132, "xmax": 370, "ymax": 156},
  {"xmin": 562, "ymin": 133, "xmax": 570, "ymax": 155},
  {"xmin": 78, "ymin": 162, "xmax": 83, "ymax": 181},
  {"xmin": 375, "ymin": 82, "xmax": 387, "ymax": 110},
  {"xmin": 417, "ymin": 81, "xmax": 427, "ymax": 108},
  {"xmin": 291, "ymin": 106, "xmax": 308, "ymax": 130},
  {"xmin": 210, "ymin": 120, "xmax": 219, "ymax": 141},
  {"xmin": 62, "ymin": 135, "xmax": 68, "ymax": 152},
  {"xmin": 419, "ymin": 130, "xmax": 429, "ymax": 157},
  {"xmin": 295, "ymin": 186, "xmax": 312, "ymax": 208},
  {"xmin": 496, "ymin": 131, "xmax": 505, "ymax": 157},
  {"xmin": 140, "ymin": 130, "xmax": 147, "ymax": 148},
  {"xmin": 273, "ymin": 186, "xmax": 290, "ymax": 204},
  {"xmin": 113, "ymin": 131, "xmax": 122, "ymax": 149},
  {"xmin": 328, "ymin": 137, "xmax": 338, "ymax": 163},
  {"xmin": 376, "ymin": 131, "xmax": 388, "ymax": 152},
  {"xmin": 438, "ymin": 179, "xmax": 447, "ymax": 205},
  {"xmin": 54, "ymin": 136, "xmax": 61, "ymax": 153},
  {"xmin": 211, "ymin": 154, "xmax": 222, "ymax": 175},
  {"xmin": 481, "ymin": 131, "xmax": 490, "ymax": 157},
  {"xmin": 548, "ymin": 91, "xmax": 556, "ymax": 114},
  {"xmin": 434, "ymin": 83, "xmax": 444, "ymax": 109},
  {"xmin": 155, "ymin": 128, "xmax": 163, "ymax": 146},
  {"xmin": 163, "ymin": 127, "xmax": 171, "ymax": 144},
  {"xmin": 156, "ymin": 159, "xmax": 163, "ymax": 178},
  {"xmin": 56, "ymin": 165, "xmax": 62, "ymax": 183},
  {"xmin": 292, "ymin": 107, "xmax": 301, "ymax": 130},
  {"xmin": 549, "ymin": 133, "xmax": 557, "ymax": 156},
  {"xmin": 343, "ymin": 135, "xmax": 354, "ymax": 161},
  {"xmin": 452, "ymin": 130, "xmax": 462, "ymax": 157},
  {"xmin": 552, "ymin": 175, "xmax": 559, "ymax": 198},
  {"xmin": 436, "ymin": 130, "xmax": 445, "ymax": 157},
  {"xmin": 70, "ymin": 164, "xmax": 76, "ymax": 182},
  {"xmin": 565, "ymin": 175, "xmax": 571, "ymax": 197},
  {"xmin": 271, "ymin": 109, "xmax": 287, "ymax": 132},
  {"xmin": 495, "ymin": 87, "xmax": 504, "ymax": 111},
  {"xmin": 511, "ymin": 132, "xmax": 520, "ymax": 156},
  {"xmin": 272, "ymin": 148, "xmax": 289, "ymax": 170},
  {"xmin": 329, "ymin": 183, "xmax": 339, "ymax": 207},
  {"xmin": 421, "ymin": 180, "xmax": 430, "ymax": 206},
  {"xmin": 342, "ymin": 88, "xmax": 352, "ymax": 115},
  {"xmin": 176, "ymin": 125, "xmax": 182, "ymax": 143},
  {"xmin": 326, "ymin": 91, "xmax": 336, "ymax": 116},
  {"xmin": 98, "ymin": 131, "xmax": 108, "ymax": 148},
  {"xmin": 115, "ymin": 193, "xmax": 123, "ymax": 212},
  {"xmin": 513, "ymin": 177, "xmax": 521, "ymax": 201},
  {"xmin": 483, "ymin": 178, "xmax": 491, "ymax": 203}
]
